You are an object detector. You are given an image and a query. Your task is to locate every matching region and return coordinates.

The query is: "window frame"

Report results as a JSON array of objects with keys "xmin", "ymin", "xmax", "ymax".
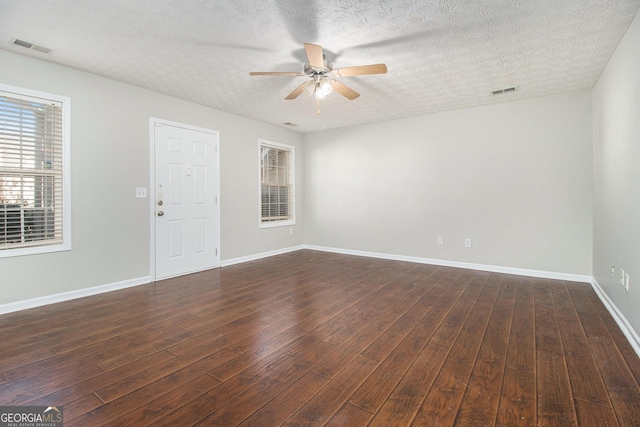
[
  {"xmin": 0, "ymin": 83, "xmax": 71, "ymax": 258},
  {"xmin": 258, "ymin": 139, "xmax": 295, "ymax": 229}
]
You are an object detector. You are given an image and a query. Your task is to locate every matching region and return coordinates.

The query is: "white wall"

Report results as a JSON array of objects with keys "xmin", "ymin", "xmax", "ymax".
[
  {"xmin": 0, "ymin": 49, "xmax": 303, "ymax": 306},
  {"xmin": 593, "ymin": 10, "xmax": 640, "ymax": 335},
  {"xmin": 304, "ymin": 91, "xmax": 593, "ymax": 275}
]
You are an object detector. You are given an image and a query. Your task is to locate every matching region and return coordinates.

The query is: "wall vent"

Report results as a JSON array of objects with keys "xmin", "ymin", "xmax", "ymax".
[
  {"xmin": 492, "ymin": 86, "xmax": 517, "ymax": 95},
  {"xmin": 11, "ymin": 38, "xmax": 51, "ymax": 54}
]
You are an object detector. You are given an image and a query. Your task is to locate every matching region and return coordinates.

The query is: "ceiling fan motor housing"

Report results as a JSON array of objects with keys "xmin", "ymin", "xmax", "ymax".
[{"xmin": 304, "ymin": 59, "xmax": 333, "ymax": 78}]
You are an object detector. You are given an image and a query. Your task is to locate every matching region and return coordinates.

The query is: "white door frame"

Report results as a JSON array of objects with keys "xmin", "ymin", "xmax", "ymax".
[{"xmin": 149, "ymin": 117, "xmax": 220, "ymax": 281}]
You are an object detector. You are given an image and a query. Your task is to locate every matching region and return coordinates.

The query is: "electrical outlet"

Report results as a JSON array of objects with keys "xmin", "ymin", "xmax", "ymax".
[
  {"xmin": 611, "ymin": 265, "xmax": 615, "ymax": 276},
  {"xmin": 625, "ymin": 273, "xmax": 629, "ymax": 291},
  {"xmin": 289, "ymin": 228, "xmax": 294, "ymax": 235},
  {"xmin": 464, "ymin": 238, "xmax": 472, "ymax": 248},
  {"xmin": 135, "ymin": 187, "xmax": 147, "ymax": 198},
  {"xmin": 437, "ymin": 236, "xmax": 443, "ymax": 245},
  {"xmin": 620, "ymin": 269, "xmax": 625, "ymax": 287}
]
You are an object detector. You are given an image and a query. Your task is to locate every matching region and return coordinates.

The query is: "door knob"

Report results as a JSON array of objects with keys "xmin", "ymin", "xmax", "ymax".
[
  {"xmin": 157, "ymin": 211, "xmax": 164, "ymax": 217},
  {"xmin": 157, "ymin": 200, "xmax": 163, "ymax": 206}
]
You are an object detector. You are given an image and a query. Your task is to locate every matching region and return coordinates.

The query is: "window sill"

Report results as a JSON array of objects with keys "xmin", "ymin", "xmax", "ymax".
[
  {"xmin": 259, "ymin": 219, "xmax": 296, "ymax": 229},
  {"xmin": 0, "ymin": 242, "xmax": 71, "ymax": 259}
]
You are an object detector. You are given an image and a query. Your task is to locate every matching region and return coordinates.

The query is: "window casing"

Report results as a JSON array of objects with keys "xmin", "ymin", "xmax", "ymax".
[
  {"xmin": 259, "ymin": 139, "xmax": 294, "ymax": 228},
  {"xmin": 0, "ymin": 84, "xmax": 70, "ymax": 257}
]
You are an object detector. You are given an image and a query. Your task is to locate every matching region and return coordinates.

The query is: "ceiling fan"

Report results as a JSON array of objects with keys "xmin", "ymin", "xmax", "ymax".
[{"xmin": 250, "ymin": 43, "xmax": 387, "ymax": 101}]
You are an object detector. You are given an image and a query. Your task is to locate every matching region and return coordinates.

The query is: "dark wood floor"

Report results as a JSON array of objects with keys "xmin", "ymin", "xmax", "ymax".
[{"xmin": 1, "ymin": 250, "xmax": 640, "ymax": 426}]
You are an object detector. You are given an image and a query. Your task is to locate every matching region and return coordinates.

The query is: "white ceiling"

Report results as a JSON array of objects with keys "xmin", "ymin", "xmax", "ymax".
[{"xmin": 1, "ymin": 0, "xmax": 639, "ymax": 133}]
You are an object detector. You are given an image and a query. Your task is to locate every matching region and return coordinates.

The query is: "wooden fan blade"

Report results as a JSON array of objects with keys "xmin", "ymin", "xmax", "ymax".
[
  {"xmin": 304, "ymin": 43, "xmax": 324, "ymax": 68},
  {"xmin": 250, "ymin": 71, "xmax": 303, "ymax": 76},
  {"xmin": 333, "ymin": 63, "xmax": 387, "ymax": 77},
  {"xmin": 285, "ymin": 81, "xmax": 311, "ymax": 100},
  {"xmin": 331, "ymin": 80, "xmax": 360, "ymax": 100}
]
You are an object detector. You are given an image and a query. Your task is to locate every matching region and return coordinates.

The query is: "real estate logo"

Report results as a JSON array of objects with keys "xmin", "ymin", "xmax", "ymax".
[{"xmin": 0, "ymin": 406, "xmax": 63, "ymax": 427}]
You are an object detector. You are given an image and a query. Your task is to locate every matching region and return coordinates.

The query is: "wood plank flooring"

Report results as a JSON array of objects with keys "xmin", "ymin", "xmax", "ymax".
[{"xmin": 1, "ymin": 250, "xmax": 639, "ymax": 426}]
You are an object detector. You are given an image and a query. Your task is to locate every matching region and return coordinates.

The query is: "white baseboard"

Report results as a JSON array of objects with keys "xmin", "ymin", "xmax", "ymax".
[
  {"xmin": 221, "ymin": 245, "xmax": 305, "ymax": 267},
  {"xmin": 590, "ymin": 278, "xmax": 640, "ymax": 358},
  {"xmin": 303, "ymin": 245, "xmax": 593, "ymax": 283},
  {"xmin": 0, "ymin": 276, "xmax": 151, "ymax": 315}
]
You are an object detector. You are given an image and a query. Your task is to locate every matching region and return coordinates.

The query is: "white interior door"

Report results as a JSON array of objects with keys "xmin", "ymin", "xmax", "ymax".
[{"xmin": 153, "ymin": 120, "xmax": 219, "ymax": 279}]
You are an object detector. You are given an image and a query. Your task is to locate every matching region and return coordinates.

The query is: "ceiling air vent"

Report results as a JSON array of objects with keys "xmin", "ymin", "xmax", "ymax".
[
  {"xmin": 492, "ymin": 87, "xmax": 517, "ymax": 95},
  {"xmin": 11, "ymin": 38, "xmax": 51, "ymax": 54}
]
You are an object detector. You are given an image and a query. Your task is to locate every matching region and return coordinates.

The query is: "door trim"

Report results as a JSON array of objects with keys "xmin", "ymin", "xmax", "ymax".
[{"xmin": 149, "ymin": 117, "xmax": 221, "ymax": 281}]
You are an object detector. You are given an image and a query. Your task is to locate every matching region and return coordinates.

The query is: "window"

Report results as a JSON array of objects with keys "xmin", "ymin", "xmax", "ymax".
[
  {"xmin": 0, "ymin": 84, "xmax": 70, "ymax": 257},
  {"xmin": 259, "ymin": 139, "xmax": 294, "ymax": 227}
]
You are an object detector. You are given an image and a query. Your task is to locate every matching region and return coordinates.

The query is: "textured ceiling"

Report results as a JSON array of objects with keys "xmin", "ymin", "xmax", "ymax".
[{"xmin": 1, "ymin": 0, "xmax": 639, "ymax": 133}]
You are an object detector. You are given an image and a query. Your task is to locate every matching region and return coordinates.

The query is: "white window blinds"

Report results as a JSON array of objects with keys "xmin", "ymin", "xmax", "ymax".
[
  {"xmin": 259, "ymin": 140, "xmax": 294, "ymax": 226},
  {"xmin": 0, "ymin": 89, "xmax": 66, "ymax": 250}
]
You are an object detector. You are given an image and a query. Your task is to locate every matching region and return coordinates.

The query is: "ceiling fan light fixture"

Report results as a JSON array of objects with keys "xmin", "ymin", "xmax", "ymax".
[
  {"xmin": 302, "ymin": 80, "xmax": 316, "ymax": 96},
  {"xmin": 316, "ymin": 78, "xmax": 334, "ymax": 99}
]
